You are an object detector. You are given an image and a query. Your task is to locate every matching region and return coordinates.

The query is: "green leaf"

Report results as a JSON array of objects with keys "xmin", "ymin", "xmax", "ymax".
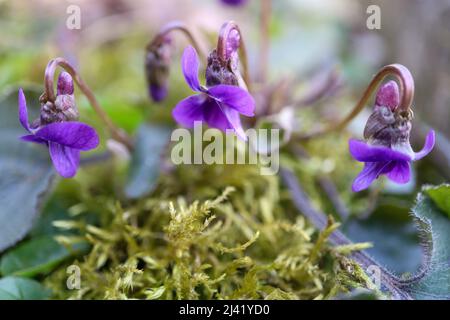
[
  {"xmin": 344, "ymin": 202, "xmax": 422, "ymax": 275},
  {"xmin": 336, "ymin": 288, "xmax": 381, "ymax": 300},
  {"xmin": 424, "ymin": 184, "xmax": 450, "ymax": 218},
  {"xmin": 0, "ymin": 276, "xmax": 51, "ymax": 300},
  {"xmin": 30, "ymin": 196, "xmax": 74, "ymax": 237},
  {"xmin": 0, "ymin": 88, "xmax": 55, "ymax": 252},
  {"xmin": 125, "ymin": 124, "xmax": 171, "ymax": 199},
  {"xmin": 0, "ymin": 235, "xmax": 88, "ymax": 277},
  {"xmin": 406, "ymin": 186, "xmax": 450, "ymax": 299}
]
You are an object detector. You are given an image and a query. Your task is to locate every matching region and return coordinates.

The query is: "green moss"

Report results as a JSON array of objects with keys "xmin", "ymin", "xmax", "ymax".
[{"xmin": 44, "ymin": 160, "xmax": 372, "ymax": 300}]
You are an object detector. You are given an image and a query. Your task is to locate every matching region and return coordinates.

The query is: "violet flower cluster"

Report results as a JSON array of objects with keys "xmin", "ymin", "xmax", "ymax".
[
  {"xmin": 349, "ymin": 81, "xmax": 435, "ymax": 192},
  {"xmin": 19, "ymin": 72, "xmax": 99, "ymax": 178}
]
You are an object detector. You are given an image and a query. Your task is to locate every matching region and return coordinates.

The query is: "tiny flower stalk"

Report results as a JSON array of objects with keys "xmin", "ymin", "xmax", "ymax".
[
  {"xmin": 43, "ymin": 57, "xmax": 132, "ymax": 150},
  {"xmin": 145, "ymin": 21, "xmax": 207, "ymax": 102}
]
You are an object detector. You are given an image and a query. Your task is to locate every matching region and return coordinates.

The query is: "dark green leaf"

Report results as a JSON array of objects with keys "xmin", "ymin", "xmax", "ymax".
[
  {"xmin": 125, "ymin": 124, "xmax": 171, "ymax": 198},
  {"xmin": 0, "ymin": 235, "xmax": 88, "ymax": 277},
  {"xmin": 424, "ymin": 184, "xmax": 450, "ymax": 218},
  {"xmin": 344, "ymin": 202, "xmax": 422, "ymax": 275},
  {"xmin": 0, "ymin": 88, "xmax": 56, "ymax": 252},
  {"xmin": 344, "ymin": 187, "xmax": 450, "ymax": 299},
  {"xmin": 405, "ymin": 187, "xmax": 450, "ymax": 299},
  {"xmin": 0, "ymin": 276, "xmax": 51, "ymax": 300},
  {"xmin": 336, "ymin": 288, "xmax": 381, "ymax": 300}
]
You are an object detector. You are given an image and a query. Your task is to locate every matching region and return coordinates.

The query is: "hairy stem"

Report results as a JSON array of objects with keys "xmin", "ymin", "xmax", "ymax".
[
  {"xmin": 44, "ymin": 57, "xmax": 133, "ymax": 150},
  {"xmin": 279, "ymin": 167, "xmax": 429, "ymax": 300}
]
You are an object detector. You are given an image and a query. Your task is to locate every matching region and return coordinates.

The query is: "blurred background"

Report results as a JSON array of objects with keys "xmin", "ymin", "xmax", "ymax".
[
  {"xmin": 1, "ymin": 0, "xmax": 449, "ymax": 201},
  {"xmin": 0, "ymin": 0, "xmax": 448, "ymax": 183},
  {"xmin": 1, "ymin": 0, "xmax": 449, "ymax": 120},
  {"xmin": 0, "ymin": 0, "xmax": 449, "ymax": 290},
  {"xmin": 1, "ymin": 0, "xmax": 449, "ymax": 167}
]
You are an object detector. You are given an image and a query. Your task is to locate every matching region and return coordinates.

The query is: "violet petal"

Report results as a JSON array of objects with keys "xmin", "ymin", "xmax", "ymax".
[
  {"xmin": 349, "ymin": 139, "xmax": 412, "ymax": 162},
  {"xmin": 352, "ymin": 161, "xmax": 391, "ymax": 192},
  {"xmin": 413, "ymin": 130, "xmax": 435, "ymax": 161},
  {"xmin": 181, "ymin": 46, "xmax": 202, "ymax": 92},
  {"xmin": 203, "ymin": 101, "xmax": 230, "ymax": 131},
  {"xmin": 35, "ymin": 122, "xmax": 99, "ymax": 151},
  {"xmin": 208, "ymin": 84, "xmax": 255, "ymax": 116},
  {"xmin": 172, "ymin": 94, "xmax": 206, "ymax": 128},
  {"xmin": 205, "ymin": 101, "xmax": 247, "ymax": 140},
  {"xmin": 48, "ymin": 142, "xmax": 80, "ymax": 178},
  {"xmin": 20, "ymin": 134, "xmax": 47, "ymax": 145},
  {"xmin": 149, "ymin": 84, "xmax": 168, "ymax": 102},
  {"xmin": 387, "ymin": 161, "xmax": 411, "ymax": 184},
  {"xmin": 18, "ymin": 88, "xmax": 30, "ymax": 132}
]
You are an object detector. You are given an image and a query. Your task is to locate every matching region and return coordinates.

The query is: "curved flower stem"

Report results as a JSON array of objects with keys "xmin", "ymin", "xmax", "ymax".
[
  {"xmin": 44, "ymin": 57, "xmax": 133, "ymax": 150},
  {"xmin": 217, "ymin": 21, "xmax": 251, "ymax": 89},
  {"xmin": 299, "ymin": 64, "xmax": 415, "ymax": 140},
  {"xmin": 147, "ymin": 21, "xmax": 207, "ymax": 61}
]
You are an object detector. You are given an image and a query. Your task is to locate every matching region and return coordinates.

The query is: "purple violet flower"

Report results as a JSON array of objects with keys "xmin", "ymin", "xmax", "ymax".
[
  {"xmin": 145, "ymin": 36, "xmax": 172, "ymax": 103},
  {"xmin": 172, "ymin": 46, "xmax": 255, "ymax": 140},
  {"xmin": 349, "ymin": 81, "xmax": 435, "ymax": 192},
  {"xmin": 18, "ymin": 74, "xmax": 99, "ymax": 178},
  {"xmin": 149, "ymin": 84, "xmax": 168, "ymax": 102},
  {"xmin": 220, "ymin": 0, "xmax": 249, "ymax": 6},
  {"xmin": 349, "ymin": 133, "xmax": 435, "ymax": 192}
]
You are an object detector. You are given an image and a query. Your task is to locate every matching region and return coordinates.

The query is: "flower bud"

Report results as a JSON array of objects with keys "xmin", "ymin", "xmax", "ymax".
[
  {"xmin": 225, "ymin": 29, "xmax": 240, "ymax": 60},
  {"xmin": 57, "ymin": 71, "xmax": 74, "ymax": 95},
  {"xmin": 145, "ymin": 37, "xmax": 172, "ymax": 102},
  {"xmin": 39, "ymin": 100, "xmax": 56, "ymax": 125},
  {"xmin": 54, "ymin": 94, "xmax": 78, "ymax": 121},
  {"xmin": 40, "ymin": 71, "xmax": 79, "ymax": 124},
  {"xmin": 364, "ymin": 81, "xmax": 413, "ymax": 150},
  {"xmin": 363, "ymin": 105, "xmax": 396, "ymax": 144},
  {"xmin": 375, "ymin": 80, "xmax": 399, "ymax": 111},
  {"xmin": 205, "ymin": 50, "xmax": 239, "ymax": 87}
]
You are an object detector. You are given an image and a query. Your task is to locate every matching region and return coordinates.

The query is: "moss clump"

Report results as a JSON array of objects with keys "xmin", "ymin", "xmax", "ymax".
[{"xmin": 43, "ymin": 160, "xmax": 372, "ymax": 300}]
